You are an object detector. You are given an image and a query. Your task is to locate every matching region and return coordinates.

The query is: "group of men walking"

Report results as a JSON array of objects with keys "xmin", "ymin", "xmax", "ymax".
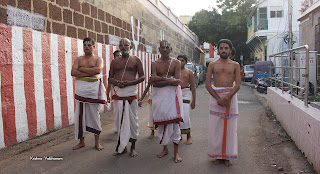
[{"xmin": 71, "ymin": 37, "xmax": 240, "ymax": 166}]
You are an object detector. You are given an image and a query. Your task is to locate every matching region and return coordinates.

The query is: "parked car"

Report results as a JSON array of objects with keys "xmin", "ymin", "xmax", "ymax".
[
  {"xmin": 185, "ymin": 62, "xmax": 199, "ymax": 87},
  {"xmin": 243, "ymin": 64, "xmax": 254, "ymax": 82},
  {"xmin": 196, "ymin": 64, "xmax": 205, "ymax": 84}
]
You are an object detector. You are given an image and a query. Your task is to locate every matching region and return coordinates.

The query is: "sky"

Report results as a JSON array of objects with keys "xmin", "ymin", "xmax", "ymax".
[{"xmin": 160, "ymin": 0, "xmax": 217, "ymax": 17}]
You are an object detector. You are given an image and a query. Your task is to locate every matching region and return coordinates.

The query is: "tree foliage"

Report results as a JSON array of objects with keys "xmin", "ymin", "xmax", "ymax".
[{"xmin": 188, "ymin": 0, "xmax": 257, "ymax": 63}]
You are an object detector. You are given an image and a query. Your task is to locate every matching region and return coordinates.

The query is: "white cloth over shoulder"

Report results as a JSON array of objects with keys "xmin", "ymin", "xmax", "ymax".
[{"xmin": 112, "ymin": 85, "xmax": 139, "ymax": 153}]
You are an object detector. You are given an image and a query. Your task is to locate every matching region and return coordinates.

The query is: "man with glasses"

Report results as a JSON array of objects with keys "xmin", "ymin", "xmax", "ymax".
[
  {"xmin": 71, "ymin": 37, "xmax": 106, "ymax": 151},
  {"xmin": 108, "ymin": 38, "xmax": 144, "ymax": 157}
]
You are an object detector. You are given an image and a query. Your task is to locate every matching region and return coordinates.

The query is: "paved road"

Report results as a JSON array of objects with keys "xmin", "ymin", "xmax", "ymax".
[{"xmin": 0, "ymin": 84, "xmax": 315, "ymax": 174}]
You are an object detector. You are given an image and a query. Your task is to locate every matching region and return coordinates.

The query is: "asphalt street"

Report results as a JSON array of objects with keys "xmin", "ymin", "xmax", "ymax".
[{"xmin": 0, "ymin": 84, "xmax": 316, "ymax": 174}]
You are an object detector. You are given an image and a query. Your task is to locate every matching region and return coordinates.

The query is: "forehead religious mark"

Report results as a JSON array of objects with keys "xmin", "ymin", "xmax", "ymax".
[
  {"xmin": 162, "ymin": 42, "xmax": 169, "ymax": 46},
  {"xmin": 120, "ymin": 39, "xmax": 129, "ymax": 45}
]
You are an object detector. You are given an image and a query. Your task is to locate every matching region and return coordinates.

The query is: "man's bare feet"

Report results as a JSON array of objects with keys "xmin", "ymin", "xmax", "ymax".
[
  {"xmin": 72, "ymin": 143, "xmax": 85, "ymax": 150},
  {"xmin": 212, "ymin": 159, "xmax": 222, "ymax": 165},
  {"xmin": 113, "ymin": 148, "xmax": 127, "ymax": 156},
  {"xmin": 224, "ymin": 160, "xmax": 232, "ymax": 166},
  {"xmin": 157, "ymin": 149, "xmax": 169, "ymax": 158},
  {"xmin": 185, "ymin": 138, "xmax": 192, "ymax": 145},
  {"xmin": 148, "ymin": 134, "xmax": 154, "ymax": 139},
  {"xmin": 174, "ymin": 154, "xmax": 182, "ymax": 163},
  {"xmin": 95, "ymin": 144, "xmax": 104, "ymax": 151},
  {"xmin": 130, "ymin": 149, "xmax": 138, "ymax": 157}
]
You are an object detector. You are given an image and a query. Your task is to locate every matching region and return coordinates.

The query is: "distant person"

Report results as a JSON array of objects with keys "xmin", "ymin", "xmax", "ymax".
[
  {"xmin": 151, "ymin": 40, "xmax": 183, "ymax": 163},
  {"xmin": 138, "ymin": 79, "xmax": 156, "ymax": 139},
  {"xmin": 108, "ymin": 38, "xmax": 145, "ymax": 157},
  {"xmin": 177, "ymin": 55, "xmax": 196, "ymax": 145},
  {"xmin": 229, "ymin": 47, "xmax": 236, "ymax": 61},
  {"xmin": 107, "ymin": 50, "xmax": 122, "ymax": 134},
  {"xmin": 71, "ymin": 37, "xmax": 106, "ymax": 151},
  {"xmin": 205, "ymin": 39, "xmax": 240, "ymax": 166}
]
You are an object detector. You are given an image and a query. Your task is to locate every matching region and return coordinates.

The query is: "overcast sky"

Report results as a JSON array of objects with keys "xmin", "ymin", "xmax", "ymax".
[{"xmin": 160, "ymin": 0, "xmax": 217, "ymax": 17}]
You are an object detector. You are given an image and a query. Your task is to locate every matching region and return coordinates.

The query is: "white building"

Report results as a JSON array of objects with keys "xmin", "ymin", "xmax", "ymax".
[{"xmin": 246, "ymin": 0, "xmax": 301, "ymax": 62}]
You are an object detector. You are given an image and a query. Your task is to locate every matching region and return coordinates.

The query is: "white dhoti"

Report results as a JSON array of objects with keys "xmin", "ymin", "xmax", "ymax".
[
  {"xmin": 152, "ymin": 86, "xmax": 183, "ymax": 145},
  {"xmin": 112, "ymin": 85, "xmax": 139, "ymax": 153},
  {"xmin": 157, "ymin": 123, "xmax": 181, "ymax": 145},
  {"xmin": 147, "ymin": 94, "xmax": 156, "ymax": 130},
  {"xmin": 74, "ymin": 78, "xmax": 107, "ymax": 139},
  {"xmin": 208, "ymin": 85, "xmax": 238, "ymax": 160},
  {"xmin": 180, "ymin": 88, "xmax": 191, "ymax": 134}
]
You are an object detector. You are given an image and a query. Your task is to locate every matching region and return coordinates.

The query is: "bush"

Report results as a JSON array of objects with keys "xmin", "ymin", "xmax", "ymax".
[{"xmin": 309, "ymin": 92, "xmax": 320, "ymax": 102}]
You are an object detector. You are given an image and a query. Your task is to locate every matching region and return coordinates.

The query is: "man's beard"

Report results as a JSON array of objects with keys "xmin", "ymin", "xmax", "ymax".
[
  {"xmin": 121, "ymin": 50, "xmax": 129, "ymax": 56},
  {"xmin": 220, "ymin": 53, "xmax": 229, "ymax": 59}
]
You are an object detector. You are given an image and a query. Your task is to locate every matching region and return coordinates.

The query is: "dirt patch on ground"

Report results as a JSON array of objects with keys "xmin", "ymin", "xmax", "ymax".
[{"xmin": 253, "ymin": 93, "xmax": 316, "ymax": 174}]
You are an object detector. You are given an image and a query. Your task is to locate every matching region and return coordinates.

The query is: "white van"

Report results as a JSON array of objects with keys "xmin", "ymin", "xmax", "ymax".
[{"xmin": 243, "ymin": 64, "xmax": 254, "ymax": 81}]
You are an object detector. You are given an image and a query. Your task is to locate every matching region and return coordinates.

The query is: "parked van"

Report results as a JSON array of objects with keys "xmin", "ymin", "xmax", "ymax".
[{"xmin": 243, "ymin": 64, "xmax": 254, "ymax": 82}]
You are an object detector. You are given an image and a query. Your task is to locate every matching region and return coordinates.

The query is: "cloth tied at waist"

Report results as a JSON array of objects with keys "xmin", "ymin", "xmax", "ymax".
[{"xmin": 75, "ymin": 77, "xmax": 107, "ymax": 105}]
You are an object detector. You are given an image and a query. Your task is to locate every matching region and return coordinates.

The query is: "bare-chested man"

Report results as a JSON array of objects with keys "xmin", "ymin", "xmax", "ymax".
[
  {"xmin": 71, "ymin": 37, "xmax": 106, "ymax": 151},
  {"xmin": 177, "ymin": 55, "xmax": 196, "ymax": 145},
  {"xmin": 150, "ymin": 40, "xmax": 183, "ymax": 163},
  {"xmin": 205, "ymin": 39, "xmax": 240, "ymax": 166},
  {"xmin": 108, "ymin": 38, "xmax": 144, "ymax": 157}
]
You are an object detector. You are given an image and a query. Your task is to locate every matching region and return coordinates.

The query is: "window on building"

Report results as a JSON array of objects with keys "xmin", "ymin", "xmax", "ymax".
[
  {"xmin": 270, "ymin": 11, "xmax": 283, "ymax": 18},
  {"xmin": 258, "ymin": 7, "xmax": 268, "ymax": 30}
]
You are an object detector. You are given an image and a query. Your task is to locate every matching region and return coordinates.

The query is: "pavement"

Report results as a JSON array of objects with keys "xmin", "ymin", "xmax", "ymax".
[{"xmin": 0, "ymin": 83, "xmax": 316, "ymax": 174}]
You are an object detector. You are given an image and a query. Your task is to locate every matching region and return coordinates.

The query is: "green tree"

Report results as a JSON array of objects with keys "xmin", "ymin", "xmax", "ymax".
[{"xmin": 188, "ymin": 0, "xmax": 257, "ymax": 64}]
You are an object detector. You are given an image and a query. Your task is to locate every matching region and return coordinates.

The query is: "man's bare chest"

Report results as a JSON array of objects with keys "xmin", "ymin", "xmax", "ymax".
[
  {"xmin": 79, "ymin": 58, "xmax": 97, "ymax": 67},
  {"xmin": 114, "ymin": 60, "xmax": 137, "ymax": 72}
]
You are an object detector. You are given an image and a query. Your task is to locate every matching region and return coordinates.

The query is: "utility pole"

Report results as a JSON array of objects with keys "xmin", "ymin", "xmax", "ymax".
[
  {"xmin": 288, "ymin": 0, "xmax": 293, "ymax": 94},
  {"xmin": 288, "ymin": 0, "xmax": 292, "ymax": 50}
]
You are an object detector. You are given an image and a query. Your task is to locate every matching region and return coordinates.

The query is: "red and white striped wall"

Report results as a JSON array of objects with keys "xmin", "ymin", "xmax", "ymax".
[{"xmin": 0, "ymin": 23, "xmax": 156, "ymax": 148}]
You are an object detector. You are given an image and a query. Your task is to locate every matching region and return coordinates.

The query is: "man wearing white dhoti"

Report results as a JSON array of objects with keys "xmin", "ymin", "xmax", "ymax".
[
  {"xmin": 205, "ymin": 39, "xmax": 241, "ymax": 166},
  {"xmin": 71, "ymin": 37, "xmax": 106, "ymax": 151},
  {"xmin": 108, "ymin": 38, "xmax": 144, "ymax": 157},
  {"xmin": 150, "ymin": 40, "xmax": 183, "ymax": 163},
  {"xmin": 138, "ymin": 79, "xmax": 156, "ymax": 139},
  {"xmin": 177, "ymin": 55, "xmax": 196, "ymax": 145}
]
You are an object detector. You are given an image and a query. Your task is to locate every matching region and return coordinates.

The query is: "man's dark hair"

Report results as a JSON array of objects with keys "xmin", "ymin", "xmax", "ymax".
[
  {"xmin": 113, "ymin": 50, "xmax": 121, "ymax": 57},
  {"xmin": 83, "ymin": 37, "xmax": 95, "ymax": 46},
  {"xmin": 177, "ymin": 55, "xmax": 187, "ymax": 62},
  {"xmin": 231, "ymin": 47, "xmax": 236, "ymax": 56},
  {"xmin": 217, "ymin": 39, "xmax": 233, "ymax": 50}
]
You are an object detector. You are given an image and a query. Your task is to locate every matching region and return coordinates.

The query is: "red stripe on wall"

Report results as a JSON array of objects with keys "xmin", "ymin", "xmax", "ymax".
[
  {"xmin": 144, "ymin": 52, "xmax": 147, "ymax": 91},
  {"xmin": 58, "ymin": 36, "xmax": 69, "ymax": 127},
  {"xmin": 102, "ymin": 45, "xmax": 106, "ymax": 87},
  {"xmin": 71, "ymin": 38, "xmax": 78, "ymax": 110},
  {"xmin": 42, "ymin": 32, "xmax": 54, "ymax": 132},
  {"xmin": 23, "ymin": 28, "xmax": 37, "ymax": 138},
  {"xmin": 0, "ymin": 24, "xmax": 16, "ymax": 146}
]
